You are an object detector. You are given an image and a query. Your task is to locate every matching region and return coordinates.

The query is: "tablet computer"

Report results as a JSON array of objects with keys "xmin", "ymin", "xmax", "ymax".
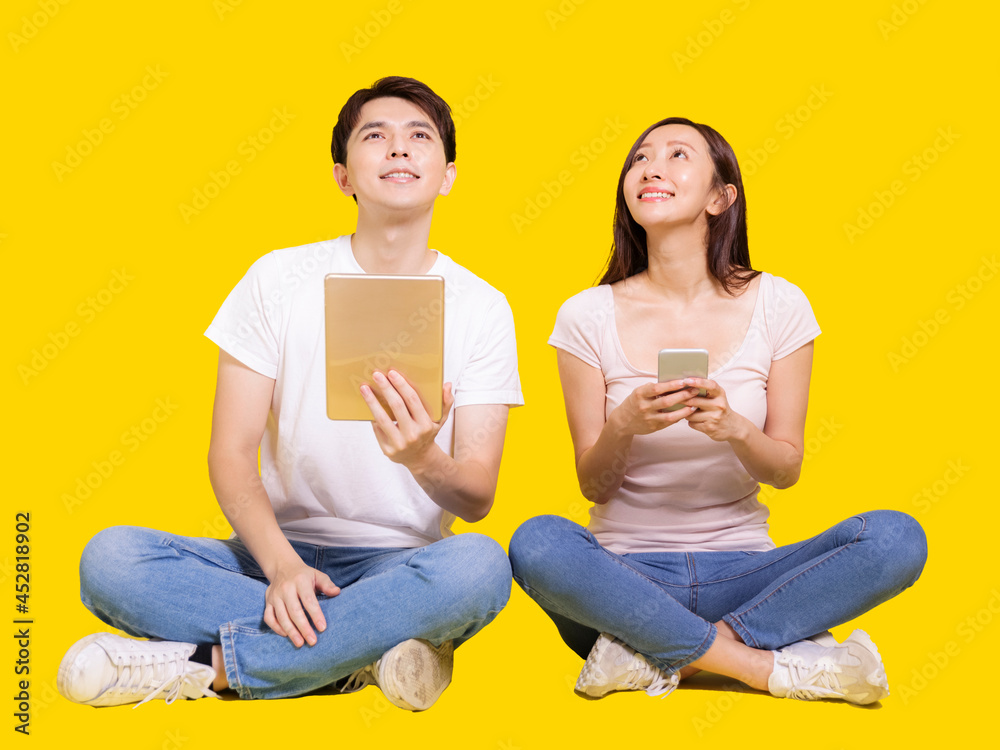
[{"xmin": 324, "ymin": 273, "xmax": 444, "ymax": 421}]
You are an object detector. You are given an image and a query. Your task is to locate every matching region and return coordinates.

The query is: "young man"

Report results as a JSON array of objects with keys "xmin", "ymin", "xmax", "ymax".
[{"xmin": 58, "ymin": 76, "xmax": 522, "ymax": 710}]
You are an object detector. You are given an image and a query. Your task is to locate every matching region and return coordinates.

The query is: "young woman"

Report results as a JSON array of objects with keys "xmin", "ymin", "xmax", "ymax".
[{"xmin": 508, "ymin": 117, "xmax": 927, "ymax": 704}]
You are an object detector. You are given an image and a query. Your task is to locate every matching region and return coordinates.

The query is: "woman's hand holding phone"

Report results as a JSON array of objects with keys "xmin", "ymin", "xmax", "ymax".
[
  {"xmin": 681, "ymin": 378, "xmax": 748, "ymax": 443},
  {"xmin": 611, "ymin": 381, "xmax": 700, "ymax": 437}
]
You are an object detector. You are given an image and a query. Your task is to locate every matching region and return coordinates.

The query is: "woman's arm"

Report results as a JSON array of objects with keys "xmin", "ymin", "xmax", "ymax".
[
  {"xmin": 684, "ymin": 341, "xmax": 814, "ymax": 488},
  {"xmin": 556, "ymin": 349, "xmax": 698, "ymax": 504}
]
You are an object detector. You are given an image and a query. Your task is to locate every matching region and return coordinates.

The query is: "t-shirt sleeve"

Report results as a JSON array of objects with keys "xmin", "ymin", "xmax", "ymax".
[
  {"xmin": 453, "ymin": 294, "xmax": 524, "ymax": 408},
  {"xmin": 768, "ymin": 277, "xmax": 822, "ymax": 360},
  {"xmin": 204, "ymin": 253, "xmax": 282, "ymax": 379},
  {"xmin": 548, "ymin": 289, "xmax": 604, "ymax": 369}
]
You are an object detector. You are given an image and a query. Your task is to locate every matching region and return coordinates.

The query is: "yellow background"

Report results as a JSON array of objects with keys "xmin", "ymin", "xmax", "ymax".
[{"xmin": 4, "ymin": 0, "xmax": 996, "ymax": 745}]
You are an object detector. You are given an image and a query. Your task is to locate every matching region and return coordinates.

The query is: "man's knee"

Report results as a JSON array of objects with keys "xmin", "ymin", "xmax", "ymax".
[
  {"xmin": 443, "ymin": 533, "xmax": 512, "ymax": 606},
  {"xmin": 80, "ymin": 526, "xmax": 153, "ymax": 602}
]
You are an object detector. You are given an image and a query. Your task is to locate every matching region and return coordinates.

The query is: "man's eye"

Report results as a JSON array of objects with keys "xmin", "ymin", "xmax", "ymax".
[
  {"xmin": 413, "ymin": 132, "xmax": 430, "ymax": 139},
  {"xmin": 364, "ymin": 132, "xmax": 383, "ymax": 140}
]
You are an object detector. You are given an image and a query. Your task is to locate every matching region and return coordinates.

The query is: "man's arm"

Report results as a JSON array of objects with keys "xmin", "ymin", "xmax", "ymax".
[
  {"xmin": 363, "ymin": 370, "xmax": 509, "ymax": 522},
  {"xmin": 207, "ymin": 350, "xmax": 339, "ymax": 648}
]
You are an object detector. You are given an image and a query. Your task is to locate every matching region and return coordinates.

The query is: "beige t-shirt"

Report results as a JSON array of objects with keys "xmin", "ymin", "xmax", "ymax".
[{"xmin": 549, "ymin": 273, "xmax": 821, "ymax": 553}]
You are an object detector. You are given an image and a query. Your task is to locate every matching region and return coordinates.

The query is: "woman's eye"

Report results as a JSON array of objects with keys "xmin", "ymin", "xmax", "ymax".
[
  {"xmin": 633, "ymin": 154, "xmax": 647, "ymax": 163},
  {"xmin": 672, "ymin": 149, "xmax": 687, "ymax": 158}
]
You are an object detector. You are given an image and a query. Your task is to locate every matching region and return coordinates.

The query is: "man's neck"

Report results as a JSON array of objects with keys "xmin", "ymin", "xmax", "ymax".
[{"xmin": 350, "ymin": 204, "xmax": 437, "ymax": 275}]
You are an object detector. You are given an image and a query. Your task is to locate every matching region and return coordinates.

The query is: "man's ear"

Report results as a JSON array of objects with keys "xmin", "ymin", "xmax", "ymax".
[
  {"xmin": 438, "ymin": 162, "xmax": 457, "ymax": 197},
  {"xmin": 707, "ymin": 183, "xmax": 737, "ymax": 216},
  {"xmin": 333, "ymin": 163, "xmax": 354, "ymax": 197}
]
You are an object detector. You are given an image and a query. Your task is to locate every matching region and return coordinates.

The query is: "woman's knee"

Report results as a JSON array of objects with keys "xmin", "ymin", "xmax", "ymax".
[
  {"xmin": 861, "ymin": 509, "xmax": 928, "ymax": 588},
  {"xmin": 508, "ymin": 515, "xmax": 588, "ymax": 586}
]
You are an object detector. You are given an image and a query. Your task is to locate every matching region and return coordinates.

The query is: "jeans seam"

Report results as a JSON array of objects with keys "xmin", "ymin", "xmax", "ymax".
[
  {"xmin": 164, "ymin": 537, "xmax": 263, "ymax": 578},
  {"xmin": 687, "ymin": 553, "xmax": 698, "ymax": 613},
  {"xmin": 220, "ymin": 623, "xmax": 247, "ymax": 700},
  {"xmin": 597, "ymin": 541, "xmax": 687, "ymax": 590},
  {"xmin": 699, "ymin": 515, "xmax": 869, "ymax": 586},
  {"xmin": 726, "ymin": 517, "xmax": 867, "ymax": 642}
]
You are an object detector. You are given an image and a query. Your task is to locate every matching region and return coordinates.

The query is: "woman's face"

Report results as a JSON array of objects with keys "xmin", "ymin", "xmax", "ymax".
[{"xmin": 623, "ymin": 123, "xmax": 729, "ymax": 232}]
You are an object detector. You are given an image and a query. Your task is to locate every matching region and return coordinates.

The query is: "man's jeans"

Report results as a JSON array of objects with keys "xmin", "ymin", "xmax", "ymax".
[
  {"xmin": 80, "ymin": 527, "xmax": 512, "ymax": 699},
  {"xmin": 509, "ymin": 510, "xmax": 927, "ymax": 672}
]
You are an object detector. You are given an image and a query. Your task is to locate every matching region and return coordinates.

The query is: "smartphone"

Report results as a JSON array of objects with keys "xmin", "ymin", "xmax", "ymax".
[{"xmin": 657, "ymin": 348, "xmax": 708, "ymax": 411}]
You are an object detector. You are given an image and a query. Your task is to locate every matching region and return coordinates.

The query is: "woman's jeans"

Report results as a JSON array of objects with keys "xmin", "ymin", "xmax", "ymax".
[
  {"xmin": 508, "ymin": 511, "xmax": 927, "ymax": 674},
  {"xmin": 79, "ymin": 527, "xmax": 512, "ymax": 700}
]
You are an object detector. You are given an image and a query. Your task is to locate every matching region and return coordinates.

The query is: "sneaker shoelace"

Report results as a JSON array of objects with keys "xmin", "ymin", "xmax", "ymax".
[
  {"xmin": 104, "ymin": 651, "xmax": 217, "ymax": 709},
  {"xmin": 340, "ymin": 663, "xmax": 377, "ymax": 695},
  {"xmin": 616, "ymin": 653, "xmax": 680, "ymax": 698},
  {"xmin": 777, "ymin": 652, "xmax": 843, "ymax": 701}
]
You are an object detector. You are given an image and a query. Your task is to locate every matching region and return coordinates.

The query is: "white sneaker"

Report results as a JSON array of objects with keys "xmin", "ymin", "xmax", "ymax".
[
  {"xmin": 57, "ymin": 633, "xmax": 218, "ymax": 708},
  {"xmin": 769, "ymin": 629, "xmax": 889, "ymax": 705},
  {"xmin": 341, "ymin": 639, "xmax": 453, "ymax": 711},
  {"xmin": 805, "ymin": 630, "xmax": 838, "ymax": 647},
  {"xmin": 576, "ymin": 633, "xmax": 679, "ymax": 699}
]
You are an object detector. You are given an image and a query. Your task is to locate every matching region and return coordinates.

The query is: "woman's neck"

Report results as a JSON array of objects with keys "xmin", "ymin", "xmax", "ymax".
[{"xmin": 639, "ymin": 223, "xmax": 717, "ymax": 302}]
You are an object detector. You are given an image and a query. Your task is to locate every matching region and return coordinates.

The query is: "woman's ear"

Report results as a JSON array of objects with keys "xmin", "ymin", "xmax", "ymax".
[{"xmin": 707, "ymin": 183, "xmax": 737, "ymax": 216}]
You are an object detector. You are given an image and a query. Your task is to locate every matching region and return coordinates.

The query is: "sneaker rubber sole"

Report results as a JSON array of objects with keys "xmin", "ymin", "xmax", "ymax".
[
  {"xmin": 378, "ymin": 639, "xmax": 453, "ymax": 711},
  {"xmin": 843, "ymin": 630, "xmax": 889, "ymax": 705},
  {"xmin": 57, "ymin": 633, "xmax": 111, "ymax": 704},
  {"xmin": 575, "ymin": 634, "xmax": 617, "ymax": 698}
]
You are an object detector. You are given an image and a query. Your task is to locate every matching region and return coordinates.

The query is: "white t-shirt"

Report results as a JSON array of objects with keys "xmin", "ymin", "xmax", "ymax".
[
  {"xmin": 205, "ymin": 235, "xmax": 523, "ymax": 548},
  {"xmin": 549, "ymin": 273, "xmax": 820, "ymax": 553}
]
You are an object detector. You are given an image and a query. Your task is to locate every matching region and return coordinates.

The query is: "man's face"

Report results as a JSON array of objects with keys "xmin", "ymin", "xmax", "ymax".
[{"xmin": 334, "ymin": 96, "xmax": 456, "ymax": 212}]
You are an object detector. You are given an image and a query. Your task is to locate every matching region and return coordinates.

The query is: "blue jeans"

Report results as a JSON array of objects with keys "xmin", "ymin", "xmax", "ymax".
[
  {"xmin": 79, "ymin": 527, "xmax": 512, "ymax": 700},
  {"xmin": 508, "ymin": 511, "xmax": 927, "ymax": 674}
]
